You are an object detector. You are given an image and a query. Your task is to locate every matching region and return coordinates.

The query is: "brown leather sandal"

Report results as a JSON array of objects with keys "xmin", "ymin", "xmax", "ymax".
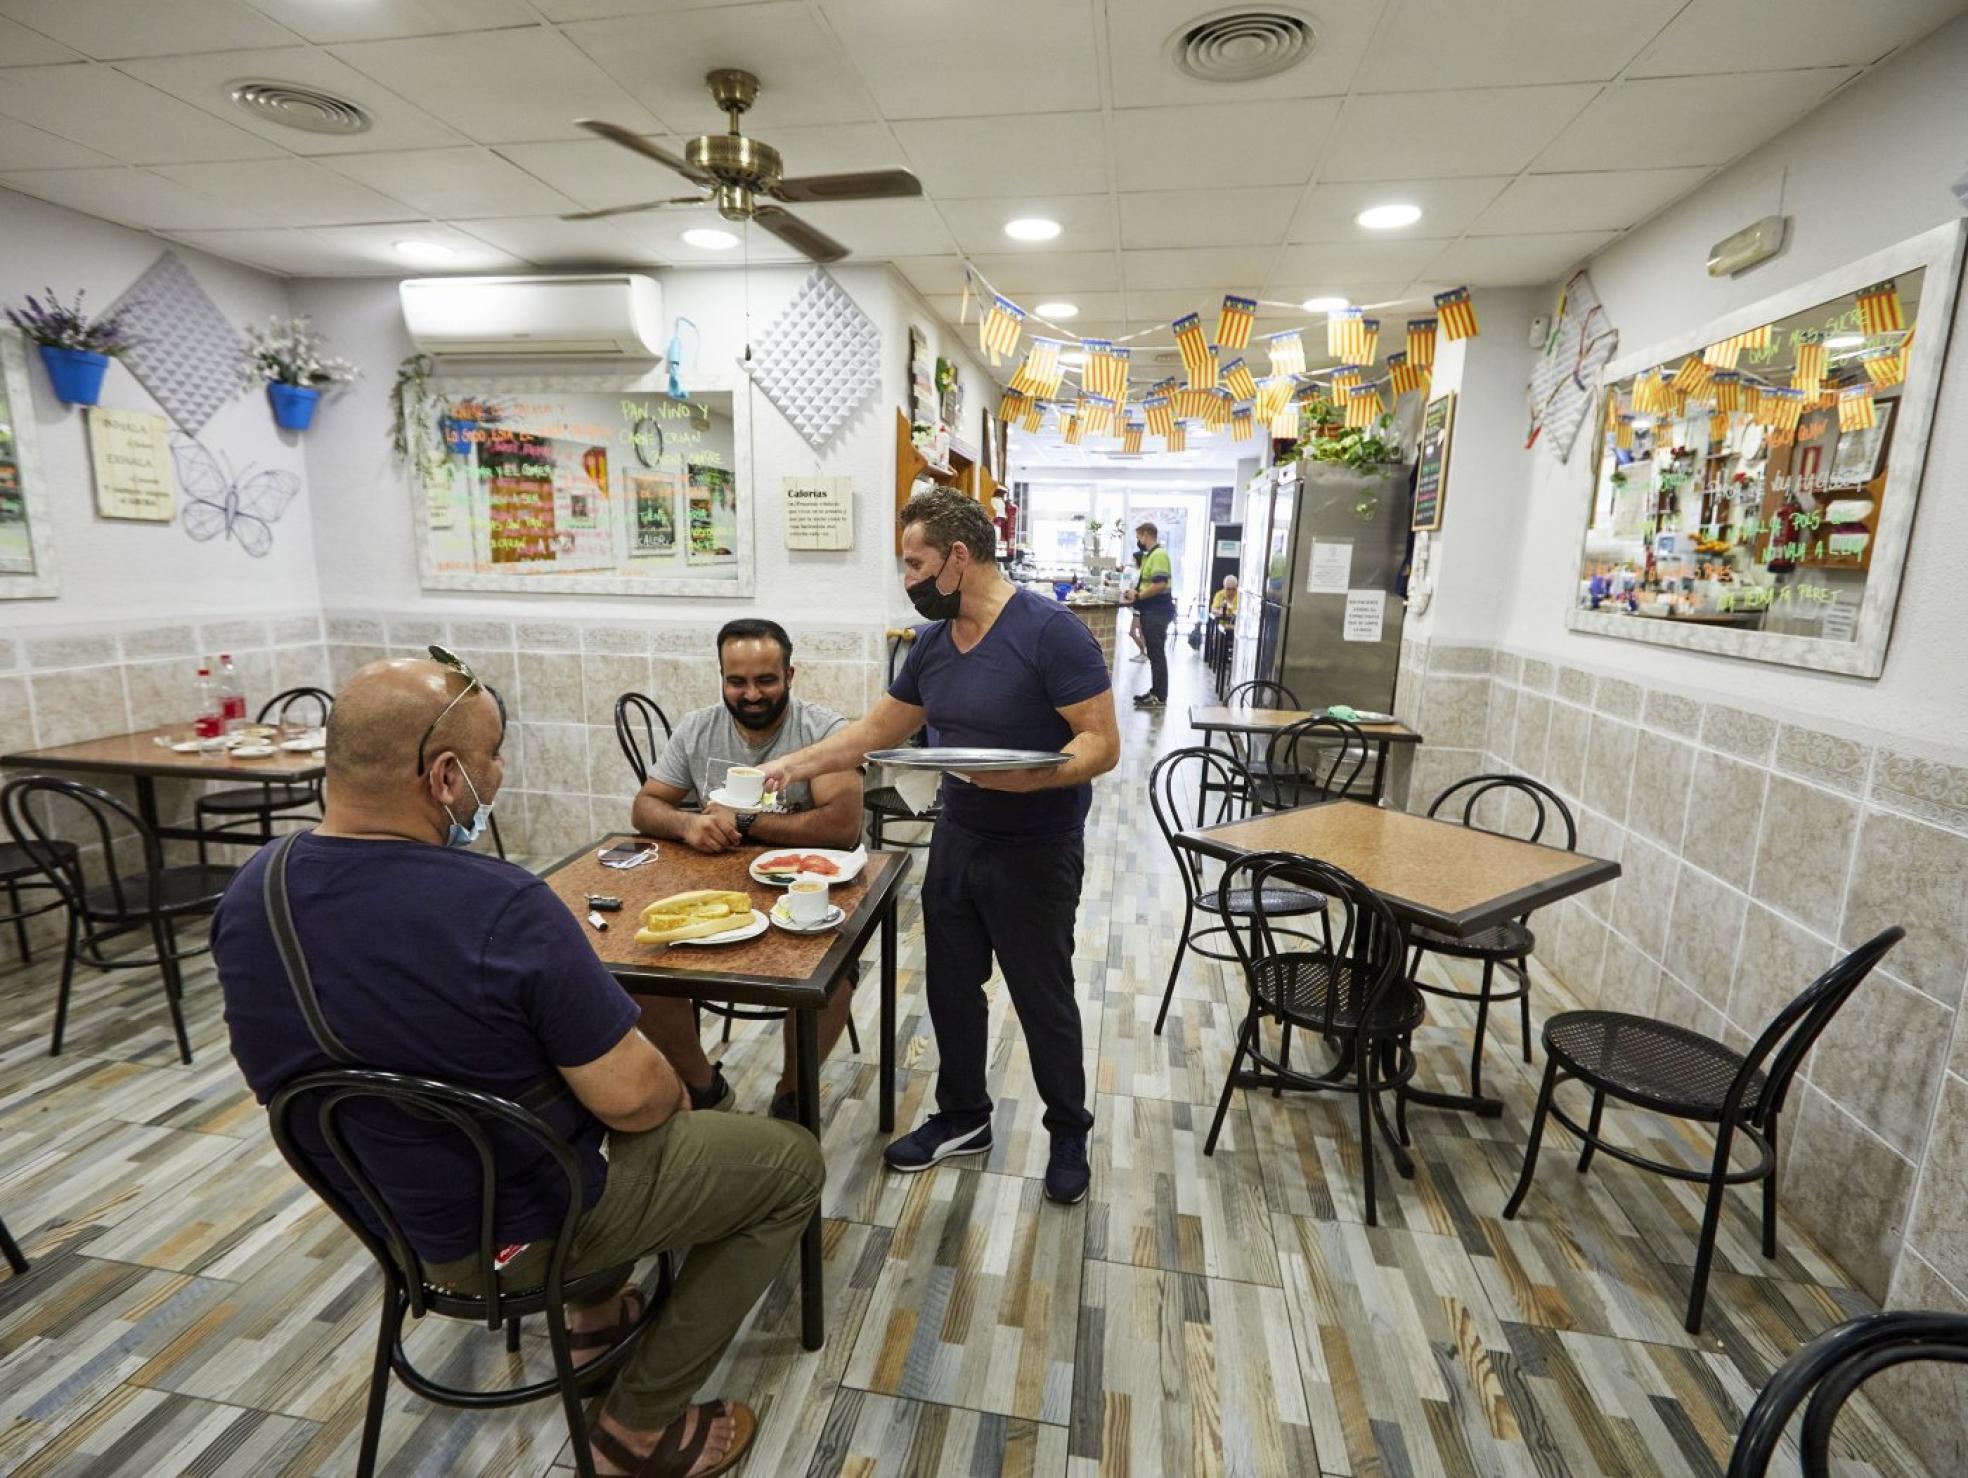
[
  {"xmin": 569, "ymin": 1288, "xmax": 645, "ymax": 1363},
  {"xmin": 588, "ymin": 1399, "xmax": 757, "ymax": 1478}
]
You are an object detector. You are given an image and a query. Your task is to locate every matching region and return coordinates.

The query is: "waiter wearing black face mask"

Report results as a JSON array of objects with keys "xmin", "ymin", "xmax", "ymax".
[{"xmin": 760, "ymin": 489, "xmax": 1121, "ymax": 1206}]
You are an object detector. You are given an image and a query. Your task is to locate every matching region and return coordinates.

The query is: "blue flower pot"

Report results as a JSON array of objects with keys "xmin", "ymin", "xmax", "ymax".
[
  {"xmin": 39, "ymin": 345, "xmax": 109, "ymax": 406},
  {"xmin": 267, "ymin": 382, "xmax": 320, "ymax": 431}
]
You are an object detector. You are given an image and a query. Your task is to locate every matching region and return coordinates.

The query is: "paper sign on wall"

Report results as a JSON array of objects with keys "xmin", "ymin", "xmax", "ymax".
[
  {"xmin": 86, "ymin": 407, "xmax": 175, "ymax": 522},
  {"xmin": 783, "ymin": 475, "xmax": 853, "ymax": 550},
  {"xmin": 1307, "ymin": 539, "xmax": 1352, "ymax": 594},
  {"xmin": 1343, "ymin": 589, "xmax": 1384, "ymax": 642}
]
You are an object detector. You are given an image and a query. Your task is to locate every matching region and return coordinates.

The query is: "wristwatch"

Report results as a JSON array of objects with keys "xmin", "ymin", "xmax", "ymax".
[{"xmin": 734, "ymin": 809, "xmax": 758, "ymax": 838}]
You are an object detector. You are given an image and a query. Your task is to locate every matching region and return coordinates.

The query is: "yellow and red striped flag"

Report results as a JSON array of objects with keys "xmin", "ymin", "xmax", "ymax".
[
  {"xmin": 1082, "ymin": 340, "xmax": 1130, "ymax": 402},
  {"xmin": 1857, "ymin": 279, "xmax": 1904, "ymax": 335},
  {"xmin": 1671, "ymin": 357, "xmax": 1713, "ymax": 397},
  {"xmin": 1120, "ymin": 419, "xmax": 1144, "ymax": 454},
  {"xmin": 1165, "ymin": 422, "xmax": 1187, "ymax": 453},
  {"xmin": 1838, "ymin": 384, "xmax": 1877, "ymax": 433},
  {"xmin": 1712, "ymin": 371, "xmax": 1743, "ymax": 416},
  {"xmin": 1253, "ymin": 375, "xmax": 1292, "ymax": 422},
  {"xmin": 1704, "ymin": 324, "xmax": 1772, "ymax": 369},
  {"xmin": 1062, "ymin": 411, "xmax": 1085, "ymax": 445},
  {"xmin": 1023, "ymin": 401, "xmax": 1045, "ymax": 434},
  {"xmin": 1271, "ymin": 406, "xmax": 1298, "ymax": 438},
  {"xmin": 1630, "ymin": 372, "xmax": 1660, "ymax": 416},
  {"xmin": 1344, "ymin": 383, "xmax": 1384, "ymax": 428},
  {"xmin": 1171, "ymin": 387, "xmax": 1209, "ymax": 421},
  {"xmin": 1327, "ymin": 308, "xmax": 1373, "ymax": 364},
  {"xmin": 1173, "ymin": 313, "xmax": 1216, "ymax": 388},
  {"xmin": 1759, "ymin": 386, "xmax": 1804, "ymax": 431},
  {"xmin": 1434, "ymin": 287, "xmax": 1478, "ymax": 341},
  {"xmin": 1792, "ymin": 336, "xmax": 1827, "ymax": 396},
  {"xmin": 1330, "ymin": 367, "xmax": 1361, "ymax": 393},
  {"xmin": 1143, "ymin": 394, "xmax": 1174, "ymax": 438},
  {"xmin": 1406, "ymin": 317, "xmax": 1437, "ymax": 367},
  {"xmin": 978, "ymin": 294, "xmax": 1024, "ymax": 366},
  {"xmin": 1221, "ymin": 357, "xmax": 1258, "ymax": 401},
  {"xmin": 1861, "ymin": 342, "xmax": 1907, "ymax": 388},
  {"xmin": 1231, "ymin": 403, "xmax": 1254, "ymax": 440},
  {"xmin": 1206, "ymin": 390, "xmax": 1232, "ymax": 426},
  {"xmin": 1386, "ymin": 351, "xmax": 1425, "ymax": 397},
  {"xmin": 1616, "ymin": 415, "xmax": 1635, "ymax": 450},
  {"xmin": 1009, "ymin": 337, "xmax": 1062, "ymax": 397},
  {"xmin": 1264, "ymin": 329, "xmax": 1305, "ymax": 377},
  {"xmin": 1215, "ymin": 294, "xmax": 1257, "ymax": 351},
  {"xmin": 998, "ymin": 388, "xmax": 1025, "ymax": 423},
  {"xmin": 1081, "ymin": 393, "xmax": 1116, "ymax": 435}
]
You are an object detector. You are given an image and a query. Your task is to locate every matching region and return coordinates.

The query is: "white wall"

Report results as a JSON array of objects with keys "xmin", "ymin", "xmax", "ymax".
[
  {"xmin": 0, "ymin": 187, "xmax": 321, "ymax": 630},
  {"xmin": 1500, "ymin": 13, "xmax": 1968, "ymax": 750}
]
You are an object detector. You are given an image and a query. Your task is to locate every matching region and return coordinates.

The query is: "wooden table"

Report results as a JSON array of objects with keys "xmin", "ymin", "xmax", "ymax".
[
  {"xmin": 1177, "ymin": 799, "xmax": 1619, "ymax": 1116},
  {"xmin": 539, "ymin": 833, "xmax": 913, "ymax": 1351},
  {"xmin": 2, "ymin": 725, "xmax": 324, "ymax": 845},
  {"xmin": 1186, "ymin": 705, "xmax": 1423, "ymax": 806}
]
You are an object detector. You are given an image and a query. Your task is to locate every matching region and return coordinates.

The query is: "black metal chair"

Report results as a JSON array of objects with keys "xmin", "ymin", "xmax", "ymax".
[
  {"xmin": 1206, "ymin": 850, "xmax": 1423, "ymax": 1225},
  {"xmin": 1, "ymin": 838, "xmax": 78, "ymax": 966},
  {"xmin": 864, "ymin": 632, "xmax": 940, "ymax": 850},
  {"xmin": 0, "ymin": 1211, "xmax": 25, "ymax": 1277},
  {"xmin": 1503, "ymin": 926, "xmax": 1905, "ymax": 1334},
  {"xmin": 194, "ymin": 686, "xmax": 335, "ymax": 862},
  {"xmin": 1148, "ymin": 747, "xmax": 1328, "ymax": 1036},
  {"xmin": 1225, "ymin": 679, "xmax": 1298, "ymax": 708},
  {"xmin": 613, "ymin": 691, "xmax": 674, "ymax": 787},
  {"xmin": 1, "ymin": 776, "xmax": 235, "ymax": 1064},
  {"xmin": 1727, "ymin": 1309, "xmax": 1968, "ymax": 1477},
  {"xmin": 1406, "ymin": 775, "xmax": 1576, "ymax": 1109},
  {"xmin": 1254, "ymin": 714, "xmax": 1369, "ymax": 811},
  {"xmin": 268, "ymin": 1068, "xmax": 672, "ymax": 1478}
]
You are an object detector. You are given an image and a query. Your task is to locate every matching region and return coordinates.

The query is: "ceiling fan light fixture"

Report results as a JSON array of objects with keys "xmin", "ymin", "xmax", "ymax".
[
  {"xmin": 681, "ymin": 227, "xmax": 740, "ymax": 250},
  {"xmin": 1004, "ymin": 216, "xmax": 1062, "ymax": 242},
  {"xmin": 1035, "ymin": 301, "xmax": 1079, "ymax": 318},
  {"xmin": 1356, "ymin": 203, "xmax": 1422, "ymax": 230}
]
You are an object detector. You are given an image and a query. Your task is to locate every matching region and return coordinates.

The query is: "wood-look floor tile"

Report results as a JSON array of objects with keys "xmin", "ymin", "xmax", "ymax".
[
  {"xmin": 11, "ymin": 1384, "xmax": 318, "ymax": 1477},
  {"xmin": 1094, "ymin": 984, "xmax": 1243, "ymax": 1107},
  {"xmin": 805, "ymin": 1388, "xmax": 1070, "ymax": 1478},
  {"xmin": 1, "ymin": 1117, "xmax": 242, "ymax": 1264},
  {"xmin": 79, "ymin": 1140, "xmax": 321, "ymax": 1280}
]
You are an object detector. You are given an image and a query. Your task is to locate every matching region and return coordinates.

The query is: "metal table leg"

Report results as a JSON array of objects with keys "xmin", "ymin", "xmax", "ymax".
[
  {"xmin": 795, "ymin": 1003, "xmax": 824, "ymax": 1351},
  {"xmin": 879, "ymin": 895, "xmax": 897, "ymax": 1134}
]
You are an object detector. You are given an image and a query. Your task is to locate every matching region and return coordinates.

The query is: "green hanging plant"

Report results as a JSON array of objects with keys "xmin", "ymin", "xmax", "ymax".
[
  {"xmin": 1305, "ymin": 412, "xmax": 1402, "ymax": 474},
  {"xmin": 388, "ymin": 353, "xmax": 447, "ymax": 485}
]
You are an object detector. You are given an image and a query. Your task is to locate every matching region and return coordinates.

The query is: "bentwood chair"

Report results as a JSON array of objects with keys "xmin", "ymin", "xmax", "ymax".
[
  {"xmin": 613, "ymin": 691, "xmax": 674, "ymax": 787},
  {"xmin": 1728, "ymin": 1310, "xmax": 1968, "ymax": 1477},
  {"xmin": 269, "ymin": 1069, "xmax": 673, "ymax": 1478},
  {"xmin": 1406, "ymin": 775, "xmax": 1576, "ymax": 1106},
  {"xmin": 0, "ymin": 1210, "xmax": 26, "ymax": 1276},
  {"xmin": 1207, "ymin": 850, "xmax": 1423, "ymax": 1225},
  {"xmin": 194, "ymin": 686, "xmax": 335, "ymax": 861},
  {"xmin": 1, "ymin": 776, "xmax": 234, "ymax": 1064},
  {"xmin": 1254, "ymin": 714, "xmax": 1369, "ymax": 812},
  {"xmin": 1, "ymin": 837, "xmax": 79, "ymax": 966},
  {"xmin": 1225, "ymin": 679, "xmax": 1299, "ymax": 709},
  {"xmin": 1503, "ymin": 926, "xmax": 1905, "ymax": 1333},
  {"xmin": 863, "ymin": 631, "xmax": 940, "ymax": 850}
]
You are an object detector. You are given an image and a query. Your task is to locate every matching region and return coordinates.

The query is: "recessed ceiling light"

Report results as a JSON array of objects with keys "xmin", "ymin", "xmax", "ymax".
[
  {"xmin": 1004, "ymin": 216, "xmax": 1061, "ymax": 242},
  {"xmin": 1356, "ymin": 203, "xmax": 1422, "ymax": 230},
  {"xmin": 394, "ymin": 239, "xmax": 455, "ymax": 264},
  {"xmin": 681, "ymin": 227, "xmax": 739, "ymax": 250},
  {"xmin": 1825, "ymin": 333, "xmax": 1866, "ymax": 349},
  {"xmin": 1059, "ymin": 352, "xmax": 1088, "ymax": 368},
  {"xmin": 1300, "ymin": 295, "xmax": 1349, "ymax": 313},
  {"xmin": 1035, "ymin": 301, "xmax": 1078, "ymax": 319}
]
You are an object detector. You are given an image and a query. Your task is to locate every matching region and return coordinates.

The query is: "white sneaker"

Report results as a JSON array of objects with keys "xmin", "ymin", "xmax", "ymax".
[{"xmin": 1128, "ymin": 652, "xmax": 1149, "ymax": 662}]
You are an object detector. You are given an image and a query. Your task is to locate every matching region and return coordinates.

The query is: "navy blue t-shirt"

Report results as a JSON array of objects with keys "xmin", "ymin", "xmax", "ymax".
[
  {"xmin": 213, "ymin": 833, "xmax": 641, "ymax": 1264},
  {"xmin": 891, "ymin": 586, "xmax": 1112, "ymax": 843}
]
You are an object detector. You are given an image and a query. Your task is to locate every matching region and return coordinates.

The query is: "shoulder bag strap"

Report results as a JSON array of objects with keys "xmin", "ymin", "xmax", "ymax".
[{"xmin": 263, "ymin": 831, "xmax": 360, "ymax": 1065}]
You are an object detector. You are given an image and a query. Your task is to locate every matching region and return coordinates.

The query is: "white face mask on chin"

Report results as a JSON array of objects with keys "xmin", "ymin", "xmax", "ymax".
[{"xmin": 442, "ymin": 761, "xmax": 493, "ymax": 848}]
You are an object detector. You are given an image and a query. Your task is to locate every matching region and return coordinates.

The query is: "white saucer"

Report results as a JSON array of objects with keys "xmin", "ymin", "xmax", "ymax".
[
  {"xmin": 769, "ymin": 902, "xmax": 845, "ymax": 934},
  {"xmin": 705, "ymin": 786, "xmax": 779, "ymax": 813},
  {"xmin": 230, "ymin": 745, "xmax": 277, "ymax": 759},
  {"xmin": 667, "ymin": 909, "xmax": 770, "ymax": 946},
  {"xmin": 279, "ymin": 736, "xmax": 325, "ymax": 752}
]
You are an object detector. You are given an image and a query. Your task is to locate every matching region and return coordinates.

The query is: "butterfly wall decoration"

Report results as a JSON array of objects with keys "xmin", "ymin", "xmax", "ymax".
[{"xmin": 168, "ymin": 435, "xmax": 302, "ymax": 558}]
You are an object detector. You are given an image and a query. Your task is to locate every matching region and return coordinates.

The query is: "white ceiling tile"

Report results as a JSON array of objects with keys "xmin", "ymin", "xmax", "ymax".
[
  {"xmin": 0, "ymin": 15, "xmax": 79, "ymax": 64},
  {"xmin": 1353, "ymin": 0, "xmax": 1683, "ymax": 91},
  {"xmin": 0, "ymin": 63, "xmax": 287, "ymax": 163},
  {"xmin": 778, "ymin": 199, "xmax": 956, "ymax": 258},
  {"xmin": 1287, "ymin": 176, "xmax": 1511, "ymax": 242},
  {"xmin": 766, "ymin": 122, "xmax": 912, "ymax": 179},
  {"xmin": 1121, "ymin": 245, "xmax": 1276, "ymax": 292},
  {"xmin": 562, "ymin": 6, "xmax": 874, "ymax": 132},
  {"xmin": 533, "ymin": 0, "xmax": 774, "ymax": 17},
  {"xmin": 324, "ymin": 148, "xmax": 579, "ymax": 219},
  {"xmin": 895, "ymin": 112, "xmax": 1109, "ymax": 197},
  {"xmin": 939, "ymin": 195, "xmax": 1115, "ymax": 255},
  {"xmin": 1105, "ymin": 0, "xmax": 1385, "ymax": 109},
  {"xmin": 1124, "ymin": 288, "xmax": 1251, "ymax": 326},
  {"xmin": 152, "ymin": 158, "xmax": 420, "ymax": 226},
  {"xmin": 164, "ymin": 222, "xmax": 526, "ymax": 275},
  {"xmin": 153, "ymin": 227, "xmax": 330, "ymax": 273},
  {"xmin": 1118, "ymin": 187, "xmax": 1298, "ymax": 250},
  {"xmin": 454, "ymin": 215, "xmax": 663, "ymax": 268},
  {"xmin": 821, "ymin": 0, "xmax": 1098, "ymax": 120},
  {"xmin": 888, "ymin": 256, "xmax": 967, "ymax": 296},
  {"xmin": 239, "ymin": 0, "xmax": 538, "ymax": 43},
  {"xmin": 118, "ymin": 47, "xmax": 470, "ymax": 155},
  {"xmin": 1112, "ymin": 99, "xmax": 1341, "ymax": 190},
  {"xmin": 0, "ymin": 0, "xmax": 298, "ymax": 59},
  {"xmin": 1269, "ymin": 238, "xmax": 1448, "ymax": 287},
  {"xmin": 296, "ymin": 222, "xmax": 529, "ymax": 273},
  {"xmin": 0, "ymin": 164, "xmax": 275, "ymax": 229},
  {"xmin": 1257, "ymin": 284, "xmax": 1424, "ymax": 318},
  {"xmin": 330, "ymin": 27, "xmax": 660, "ymax": 143},
  {"xmin": 1321, "ymin": 85, "xmax": 1599, "ymax": 181},
  {"xmin": 492, "ymin": 136, "xmax": 688, "ymax": 213},
  {"xmin": 0, "ymin": 114, "xmax": 113, "ymax": 169},
  {"xmin": 1470, "ymin": 167, "xmax": 1713, "ymax": 236},
  {"xmin": 1629, "ymin": 0, "xmax": 1968, "ymax": 76},
  {"xmin": 965, "ymin": 251, "xmax": 1122, "ymax": 294},
  {"xmin": 1422, "ymin": 230, "xmax": 1618, "ymax": 286},
  {"xmin": 925, "ymin": 291, "xmax": 1126, "ymax": 325},
  {"xmin": 1534, "ymin": 71, "xmax": 1855, "ymax": 172}
]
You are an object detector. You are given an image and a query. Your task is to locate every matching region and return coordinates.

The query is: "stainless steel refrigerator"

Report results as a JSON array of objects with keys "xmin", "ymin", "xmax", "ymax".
[{"xmin": 1233, "ymin": 460, "xmax": 1410, "ymax": 710}]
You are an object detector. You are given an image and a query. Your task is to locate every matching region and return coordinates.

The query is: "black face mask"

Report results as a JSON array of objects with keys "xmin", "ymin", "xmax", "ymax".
[
  {"xmin": 905, "ymin": 554, "xmax": 963, "ymax": 621},
  {"xmin": 725, "ymin": 688, "xmax": 789, "ymax": 734},
  {"xmin": 1136, "ymin": 539, "xmax": 1150, "ymax": 554}
]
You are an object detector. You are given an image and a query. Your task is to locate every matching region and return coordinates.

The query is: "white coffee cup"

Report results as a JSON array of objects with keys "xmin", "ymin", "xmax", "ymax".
[
  {"xmin": 786, "ymin": 878, "xmax": 829, "ymax": 924},
  {"xmin": 725, "ymin": 765, "xmax": 765, "ymax": 806}
]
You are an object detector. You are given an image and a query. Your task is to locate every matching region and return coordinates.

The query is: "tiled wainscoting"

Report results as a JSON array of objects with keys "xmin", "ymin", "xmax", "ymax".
[{"xmin": 1393, "ymin": 634, "xmax": 1968, "ymax": 1477}]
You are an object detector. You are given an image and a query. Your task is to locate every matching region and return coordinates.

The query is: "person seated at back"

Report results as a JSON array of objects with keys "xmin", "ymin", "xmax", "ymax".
[
  {"xmin": 213, "ymin": 655, "xmax": 819, "ymax": 1477},
  {"xmin": 630, "ymin": 619, "xmax": 863, "ymax": 1121},
  {"xmin": 1211, "ymin": 574, "xmax": 1239, "ymax": 628}
]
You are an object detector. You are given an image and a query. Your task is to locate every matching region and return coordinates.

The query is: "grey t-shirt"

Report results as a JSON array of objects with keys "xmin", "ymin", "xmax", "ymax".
[{"xmin": 651, "ymin": 697, "xmax": 849, "ymax": 811}]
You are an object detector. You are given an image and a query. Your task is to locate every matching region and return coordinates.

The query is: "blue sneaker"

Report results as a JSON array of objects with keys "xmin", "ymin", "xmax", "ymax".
[
  {"xmin": 882, "ymin": 1116, "xmax": 992, "ymax": 1173},
  {"xmin": 1045, "ymin": 1133, "xmax": 1090, "ymax": 1204}
]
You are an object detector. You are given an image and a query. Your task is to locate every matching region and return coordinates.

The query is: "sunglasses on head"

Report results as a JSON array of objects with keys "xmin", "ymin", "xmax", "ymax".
[{"xmin": 417, "ymin": 644, "xmax": 483, "ymax": 776}]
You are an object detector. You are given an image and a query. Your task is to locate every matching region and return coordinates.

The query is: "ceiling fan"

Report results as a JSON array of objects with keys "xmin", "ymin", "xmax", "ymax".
[{"xmin": 565, "ymin": 69, "xmax": 922, "ymax": 263}]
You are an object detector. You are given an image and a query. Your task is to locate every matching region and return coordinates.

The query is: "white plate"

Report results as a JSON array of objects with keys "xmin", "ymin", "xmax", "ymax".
[
  {"xmin": 230, "ymin": 745, "xmax": 277, "ymax": 759},
  {"xmin": 667, "ymin": 909, "xmax": 769, "ymax": 947},
  {"xmin": 748, "ymin": 846, "xmax": 867, "ymax": 886},
  {"xmin": 279, "ymin": 736, "xmax": 325, "ymax": 752},
  {"xmin": 704, "ymin": 786, "xmax": 781, "ymax": 813},
  {"xmin": 769, "ymin": 902, "xmax": 846, "ymax": 934}
]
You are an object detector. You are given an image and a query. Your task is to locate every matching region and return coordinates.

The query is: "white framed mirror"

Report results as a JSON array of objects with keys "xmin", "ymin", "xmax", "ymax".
[
  {"xmin": 1567, "ymin": 219, "xmax": 1963, "ymax": 677},
  {"xmin": 0, "ymin": 329, "xmax": 59, "ymax": 600}
]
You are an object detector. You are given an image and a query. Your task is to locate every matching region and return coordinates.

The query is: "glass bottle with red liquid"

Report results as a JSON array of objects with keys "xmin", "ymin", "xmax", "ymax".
[
  {"xmin": 192, "ymin": 666, "xmax": 223, "ymax": 740},
  {"xmin": 217, "ymin": 653, "xmax": 247, "ymax": 732}
]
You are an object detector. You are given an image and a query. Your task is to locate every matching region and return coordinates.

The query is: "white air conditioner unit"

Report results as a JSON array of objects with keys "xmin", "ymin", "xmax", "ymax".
[{"xmin": 399, "ymin": 273, "xmax": 663, "ymax": 357}]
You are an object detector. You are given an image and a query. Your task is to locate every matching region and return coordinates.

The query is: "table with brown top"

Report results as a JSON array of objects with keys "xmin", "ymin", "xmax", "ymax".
[
  {"xmin": 1178, "ymin": 798, "xmax": 1619, "ymax": 1116},
  {"xmin": 1186, "ymin": 705, "xmax": 1423, "ymax": 807},
  {"xmin": 539, "ymin": 833, "xmax": 913, "ymax": 1351},
  {"xmin": 2, "ymin": 725, "xmax": 325, "ymax": 845}
]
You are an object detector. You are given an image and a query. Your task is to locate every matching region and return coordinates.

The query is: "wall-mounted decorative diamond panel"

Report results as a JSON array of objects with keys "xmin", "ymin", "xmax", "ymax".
[
  {"xmin": 749, "ymin": 266, "xmax": 880, "ymax": 451},
  {"xmin": 107, "ymin": 252, "xmax": 244, "ymax": 436}
]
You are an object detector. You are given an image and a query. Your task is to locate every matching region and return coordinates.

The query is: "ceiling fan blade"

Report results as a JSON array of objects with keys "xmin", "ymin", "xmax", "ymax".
[
  {"xmin": 575, "ymin": 118, "xmax": 714, "ymax": 186},
  {"xmin": 770, "ymin": 168, "xmax": 922, "ymax": 203},
  {"xmin": 560, "ymin": 196, "xmax": 708, "ymax": 221},
  {"xmin": 752, "ymin": 204, "xmax": 847, "ymax": 263}
]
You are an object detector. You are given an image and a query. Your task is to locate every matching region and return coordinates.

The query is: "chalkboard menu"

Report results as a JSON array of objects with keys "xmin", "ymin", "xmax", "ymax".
[{"xmin": 1411, "ymin": 391, "xmax": 1455, "ymax": 532}]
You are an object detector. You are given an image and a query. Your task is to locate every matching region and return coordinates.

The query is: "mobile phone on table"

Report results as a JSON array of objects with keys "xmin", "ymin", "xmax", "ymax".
[{"xmin": 597, "ymin": 840, "xmax": 656, "ymax": 869}]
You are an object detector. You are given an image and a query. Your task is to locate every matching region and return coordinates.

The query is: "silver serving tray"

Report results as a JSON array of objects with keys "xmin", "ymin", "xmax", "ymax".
[{"xmin": 865, "ymin": 747, "xmax": 1071, "ymax": 773}]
